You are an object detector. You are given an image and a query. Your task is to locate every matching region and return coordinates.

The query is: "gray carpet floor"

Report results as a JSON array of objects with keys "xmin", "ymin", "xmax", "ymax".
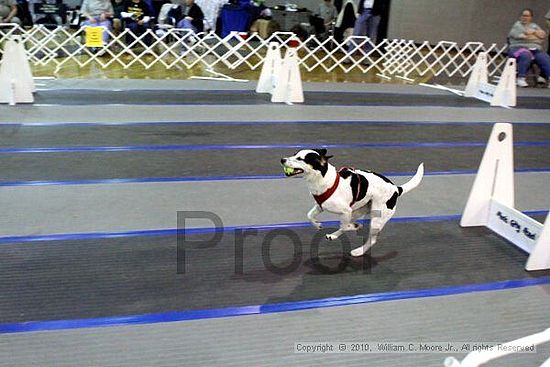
[{"xmin": 0, "ymin": 80, "xmax": 548, "ymax": 367}]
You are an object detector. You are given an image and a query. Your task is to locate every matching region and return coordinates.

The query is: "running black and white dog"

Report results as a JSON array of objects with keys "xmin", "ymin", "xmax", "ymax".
[{"xmin": 281, "ymin": 149, "xmax": 424, "ymax": 257}]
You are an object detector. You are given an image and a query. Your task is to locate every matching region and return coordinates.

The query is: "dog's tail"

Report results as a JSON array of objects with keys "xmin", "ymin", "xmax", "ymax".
[{"xmin": 398, "ymin": 163, "xmax": 424, "ymax": 196}]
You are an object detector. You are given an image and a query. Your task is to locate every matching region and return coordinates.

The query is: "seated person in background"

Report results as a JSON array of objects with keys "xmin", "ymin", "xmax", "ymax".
[
  {"xmin": 313, "ymin": 0, "xmax": 336, "ymax": 37},
  {"xmin": 33, "ymin": 0, "xmax": 66, "ymax": 26},
  {"xmin": 122, "ymin": 0, "xmax": 152, "ymax": 44},
  {"xmin": 155, "ymin": 1, "xmax": 184, "ymax": 30},
  {"xmin": 176, "ymin": 0, "xmax": 202, "ymax": 33},
  {"xmin": 249, "ymin": 0, "xmax": 275, "ymax": 39},
  {"xmin": 0, "ymin": 0, "xmax": 21, "ymax": 25},
  {"xmin": 81, "ymin": 0, "xmax": 113, "ymax": 44},
  {"xmin": 110, "ymin": 0, "xmax": 124, "ymax": 32},
  {"xmin": 508, "ymin": 8, "xmax": 550, "ymax": 87}
]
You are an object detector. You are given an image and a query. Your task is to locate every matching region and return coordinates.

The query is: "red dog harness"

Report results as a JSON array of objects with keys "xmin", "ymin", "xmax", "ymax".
[
  {"xmin": 313, "ymin": 172, "xmax": 340, "ymax": 207},
  {"xmin": 313, "ymin": 167, "xmax": 367, "ymax": 208}
]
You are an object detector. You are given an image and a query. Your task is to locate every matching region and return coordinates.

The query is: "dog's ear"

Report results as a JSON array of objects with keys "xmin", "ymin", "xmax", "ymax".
[
  {"xmin": 314, "ymin": 148, "xmax": 328, "ymax": 157},
  {"xmin": 319, "ymin": 154, "xmax": 332, "ymax": 165}
]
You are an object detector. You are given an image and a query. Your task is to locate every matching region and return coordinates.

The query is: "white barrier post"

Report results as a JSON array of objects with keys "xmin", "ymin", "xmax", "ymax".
[
  {"xmin": 464, "ymin": 52, "xmax": 488, "ymax": 97},
  {"xmin": 464, "ymin": 52, "xmax": 516, "ymax": 108},
  {"xmin": 460, "ymin": 123, "xmax": 514, "ymax": 227},
  {"xmin": 0, "ymin": 36, "xmax": 35, "ymax": 104},
  {"xmin": 256, "ymin": 42, "xmax": 282, "ymax": 94},
  {"xmin": 271, "ymin": 47, "xmax": 304, "ymax": 104},
  {"xmin": 461, "ymin": 123, "xmax": 550, "ymax": 271},
  {"xmin": 491, "ymin": 57, "xmax": 516, "ymax": 107}
]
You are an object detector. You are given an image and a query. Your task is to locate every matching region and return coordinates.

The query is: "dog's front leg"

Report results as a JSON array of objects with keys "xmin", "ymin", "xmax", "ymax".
[
  {"xmin": 326, "ymin": 208, "xmax": 353, "ymax": 240},
  {"xmin": 307, "ymin": 205, "xmax": 323, "ymax": 229}
]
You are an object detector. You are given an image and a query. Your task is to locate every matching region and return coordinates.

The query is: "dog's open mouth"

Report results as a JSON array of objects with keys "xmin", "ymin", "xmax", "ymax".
[{"xmin": 283, "ymin": 166, "xmax": 304, "ymax": 177}]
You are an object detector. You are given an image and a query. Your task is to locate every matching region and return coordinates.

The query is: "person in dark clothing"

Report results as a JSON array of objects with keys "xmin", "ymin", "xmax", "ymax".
[
  {"xmin": 123, "ymin": 0, "xmax": 152, "ymax": 44},
  {"xmin": 16, "ymin": 0, "xmax": 33, "ymax": 26},
  {"xmin": 111, "ymin": 0, "xmax": 125, "ymax": 33},
  {"xmin": 176, "ymin": 0, "xmax": 203, "ymax": 33}
]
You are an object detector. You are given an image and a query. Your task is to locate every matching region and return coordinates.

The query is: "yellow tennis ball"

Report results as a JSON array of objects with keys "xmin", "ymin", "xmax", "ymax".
[{"xmin": 283, "ymin": 166, "xmax": 295, "ymax": 175}]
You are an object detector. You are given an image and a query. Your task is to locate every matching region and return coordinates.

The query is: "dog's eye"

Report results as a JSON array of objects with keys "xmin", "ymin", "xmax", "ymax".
[{"xmin": 296, "ymin": 157, "xmax": 303, "ymax": 161}]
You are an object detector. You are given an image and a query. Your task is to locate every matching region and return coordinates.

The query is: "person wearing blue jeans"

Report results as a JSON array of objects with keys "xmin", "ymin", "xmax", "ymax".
[
  {"xmin": 177, "ymin": 0, "xmax": 203, "ymax": 53},
  {"xmin": 345, "ymin": 0, "xmax": 383, "ymax": 61},
  {"xmin": 508, "ymin": 8, "xmax": 550, "ymax": 87},
  {"xmin": 176, "ymin": 0, "xmax": 203, "ymax": 33},
  {"xmin": 81, "ymin": 0, "xmax": 113, "ymax": 45}
]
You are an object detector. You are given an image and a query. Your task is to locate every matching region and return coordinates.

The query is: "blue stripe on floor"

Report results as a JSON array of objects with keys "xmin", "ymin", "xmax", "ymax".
[
  {"xmin": 1, "ymin": 277, "xmax": 548, "ymax": 333},
  {"xmin": 0, "ymin": 141, "xmax": 548, "ymax": 154},
  {"xmin": 0, "ymin": 168, "xmax": 548, "ymax": 187},
  {"xmin": 1, "ymin": 211, "xmax": 547, "ymax": 244},
  {"xmin": 3, "ymin": 120, "xmax": 550, "ymax": 127}
]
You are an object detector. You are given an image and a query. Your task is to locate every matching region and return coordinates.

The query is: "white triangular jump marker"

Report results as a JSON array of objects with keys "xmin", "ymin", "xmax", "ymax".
[
  {"xmin": 461, "ymin": 123, "xmax": 549, "ymax": 271},
  {"xmin": 464, "ymin": 52, "xmax": 516, "ymax": 108},
  {"xmin": 271, "ymin": 47, "xmax": 303, "ymax": 104},
  {"xmin": 460, "ymin": 123, "xmax": 514, "ymax": 227},
  {"xmin": 526, "ymin": 212, "xmax": 550, "ymax": 271},
  {"xmin": 491, "ymin": 57, "xmax": 516, "ymax": 107},
  {"xmin": 0, "ymin": 37, "xmax": 35, "ymax": 104},
  {"xmin": 256, "ymin": 42, "xmax": 281, "ymax": 94},
  {"xmin": 464, "ymin": 52, "xmax": 488, "ymax": 97}
]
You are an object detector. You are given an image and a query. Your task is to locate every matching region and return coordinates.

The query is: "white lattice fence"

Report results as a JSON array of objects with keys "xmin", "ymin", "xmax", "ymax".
[{"xmin": 0, "ymin": 24, "xmax": 508, "ymax": 81}]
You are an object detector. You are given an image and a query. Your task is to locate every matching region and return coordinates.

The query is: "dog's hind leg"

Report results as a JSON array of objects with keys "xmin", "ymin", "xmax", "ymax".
[
  {"xmin": 307, "ymin": 205, "xmax": 323, "ymax": 229},
  {"xmin": 351, "ymin": 205, "xmax": 395, "ymax": 257},
  {"xmin": 350, "ymin": 204, "xmax": 370, "ymax": 230}
]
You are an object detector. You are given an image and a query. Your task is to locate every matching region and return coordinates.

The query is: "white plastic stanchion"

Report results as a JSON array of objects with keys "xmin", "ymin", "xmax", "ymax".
[
  {"xmin": 461, "ymin": 123, "xmax": 550, "ymax": 271},
  {"xmin": 464, "ymin": 52, "xmax": 488, "ymax": 97},
  {"xmin": 460, "ymin": 123, "xmax": 514, "ymax": 227},
  {"xmin": 464, "ymin": 52, "xmax": 516, "ymax": 108},
  {"xmin": 491, "ymin": 57, "xmax": 516, "ymax": 107},
  {"xmin": 271, "ymin": 47, "xmax": 303, "ymax": 104},
  {"xmin": 0, "ymin": 37, "xmax": 35, "ymax": 104},
  {"xmin": 256, "ymin": 42, "xmax": 282, "ymax": 94}
]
